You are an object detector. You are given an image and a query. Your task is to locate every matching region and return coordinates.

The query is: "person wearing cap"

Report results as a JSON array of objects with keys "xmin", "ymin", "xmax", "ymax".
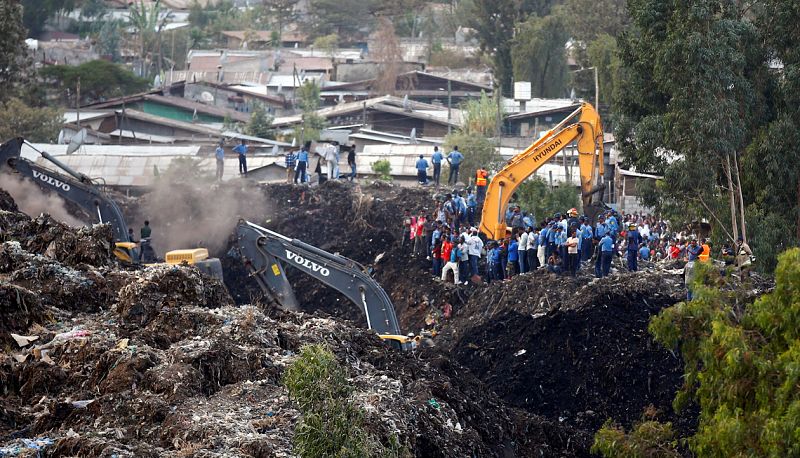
[
  {"xmin": 594, "ymin": 215, "xmax": 609, "ymax": 277},
  {"xmin": 567, "ymin": 208, "xmax": 579, "ymax": 232},
  {"xmin": 607, "ymin": 211, "xmax": 619, "ymax": 238},
  {"xmin": 580, "ymin": 217, "xmax": 593, "ymax": 263},
  {"xmin": 599, "ymin": 232, "xmax": 614, "ymax": 277},
  {"xmin": 416, "ymin": 154, "xmax": 429, "ymax": 185},
  {"xmin": 626, "ymin": 222, "xmax": 643, "ymax": 272}
]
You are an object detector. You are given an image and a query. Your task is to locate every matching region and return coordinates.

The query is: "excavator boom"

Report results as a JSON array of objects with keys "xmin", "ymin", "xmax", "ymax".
[
  {"xmin": 0, "ymin": 137, "xmax": 131, "ymax": 243},
  {"xmin": 236, "ymin": 221, "xmax": 411, "ymax": 349},
  {"xmin": 479, "ymin": 103, "xmax": 604, "ymax": 239}
]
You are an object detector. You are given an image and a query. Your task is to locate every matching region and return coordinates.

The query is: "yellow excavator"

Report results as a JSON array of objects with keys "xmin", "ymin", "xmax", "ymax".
[{"xmin": 479, "ymin": 102, "xmax": 606, "ymax": 240}]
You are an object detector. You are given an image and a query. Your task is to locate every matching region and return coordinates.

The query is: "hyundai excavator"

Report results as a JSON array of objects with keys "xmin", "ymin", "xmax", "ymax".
[
  {"xmin": 235, "ymin": 220, "xmax": 414, "ymax": 350},
  {"xmin": 480, "ymin": 102, "xmax": 607, "ymax": 240},
  {"xmin": 0, "ymin": 137, "xmax": 223, "ymax": 277}
]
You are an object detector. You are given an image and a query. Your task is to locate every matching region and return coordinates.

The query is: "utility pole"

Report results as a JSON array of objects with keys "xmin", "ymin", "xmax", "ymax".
[
  {"xmin": 76, "ymin": 77, "xmax": 81, "ymax": 128},
  {"xmin": 593, "ymin": 66, "xmax": 599, "ymax": 108},
  {"xmin": 447, "ymin": 79, "xmax": 452, "ymax": 134}
]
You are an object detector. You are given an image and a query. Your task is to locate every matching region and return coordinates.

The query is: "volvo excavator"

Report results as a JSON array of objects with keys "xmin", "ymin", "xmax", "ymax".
[
  {"xmin": 0, "ymin": 137, "xmax": 223, "ymax": 277},
  {"xmin": 0, "ymin": 137, "xmax": 413, "ymax": 350},
  {"xmin": 480, "ymin": 102, "xmax": 607, "ymax": 240},
  {"xmin": 235, "ymin": 220, "xmax": 414, "ymax": 350}
]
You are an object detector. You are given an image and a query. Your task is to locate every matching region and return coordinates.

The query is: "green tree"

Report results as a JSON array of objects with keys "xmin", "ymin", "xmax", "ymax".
[
  {"xmin": 371, "ymin": 159, "xmax": 392, "ymax": 181},
  {"xmin": 312, "ymin": 33, "xmax": 339, "ymax": 61},
  {"xmin": 615, "ymin": 0, "xmax": 768, "ymax": 260},
  {"xmin": 0, "ymin": 1, "xmax": 31, "ymax": 100},
  {"xmin": 562, "ymin": 0, "xmax": 628, "ymax": 43},
  {"xmin": 22, "ymin": 0, "xmax": 76, "ymax": 38},
  {"xmin": 262, "ymin": 0, "xmax": 297, "ymax": 38},
  {"xmin": 511, "ymin": 12, "xmax": 569, "ymax": 98},
  {"xmin": 0, "ymin": 98, "xmax": 63, "ymax": 143},
  {"xmin": 244, "ymin": 103, "xmax": 275, "ymax": 139},
  {"xmin": 40, "ymin": 60, "xmax": 149, "ymax": 105},
  {"xmin": 293, "ymin": 80, "xmax": 326, "ymax": 142},
  {"xmin": 96, "ymin": 19, "xmax": 122, "ymax": 61},
  {"xmin": 306, "ymin": 0, "xmax": 380, "ymax": 41},
  {"xmin": 514, "ymin": 178, "xmax": 580, "ymax": 222},
  {"xmin": 128, "ymin": 0, "xmax": 172, "ymax": 79},
  {"xmin": 466, "ymin": 0, "xmax": 559, "ymax": 97},
  {"xmin": 460, "ymin": 90, "xmax": 500, "ymax": 137},
  {"xmin": 283, "ymin": 344, "xmax": 401, "ymax": 457}
]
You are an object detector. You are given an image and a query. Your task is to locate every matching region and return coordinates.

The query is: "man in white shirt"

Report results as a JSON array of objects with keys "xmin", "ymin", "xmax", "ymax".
[
  {"xmin": 467, "ymin": 228, "xmax": 484, "ymax": 279},
  {"xmin": 518, "ymin": 228, "xmax": 529, "ymax": 273}
]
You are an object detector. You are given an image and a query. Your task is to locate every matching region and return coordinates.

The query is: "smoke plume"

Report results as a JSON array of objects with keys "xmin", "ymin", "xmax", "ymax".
[
  {"xmin": 127, "ymin": 180, "xmax": 273, "ymax": 257},
  {"xmin": 0, "ymin": 174, "xmax": 85, "ymax": 226}
]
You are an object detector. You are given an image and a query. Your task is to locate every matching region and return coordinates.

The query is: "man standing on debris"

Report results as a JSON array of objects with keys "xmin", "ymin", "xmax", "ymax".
[
  {"xmin": 284, "ymin": 149, "xmax": 296, "ymax": 184},
  {"xmin": 295, "ymin": 141, "xmax": 310, "ymax": 184},
  {"xmin": 626, "ymin": 223, "xmax": 643, "ymax": 272},
  {"xmin": 486, "ymin": 241, "xmax": 501, "ymax": 284},
  {"xmin": 347, "ymin": 146, "xmax": 357, "ymax": 181},
  {"xmin": 467, "ymin": 227, "xmax": 484, "ymax": 280},
  {"xmin": 735, "ymin": 236, "xmax": 753, "ymax": 274},
  {"xmin": 475, "ymin": 166, "xmax": 488, "ymax": 207},
  {"xmin": 233, "ymin": 139, "xmax": 248, "ymax": 176},
  {"xmin": 687, "ymin": 238, "xmax": 703, "ymax": 262},
  {"xmin": 446, "ymin": 146, "xmax": 464, "ymax": 185},
  {"xmin": 431, "ymin": 146, "xmax": 443, "ymax": 186},
  {"xmin": 416, "ymin": 154, "xmax": 429, "ymax": 185},
  {"xmin": 466, "ymin": 188, "xmax": 477, "ymax": 227},
  {"xmin": 400, "ymin": 209, "xmax": 412, "ymax": 251},
  {"xmin": 140, "ymin": 220, "xmax": 151, "ymax": 240},
  {"xmin": 566, "ymin": 228, "xmax": 580, "ymax": 276},
  {"xmin": 413, "ymin": 210, "xmax": 428, "ymax": 257},
  {"xmin": 518, "ymin": 227, "xmax": 529, "ymax": 274},
  {"xmin": 215, "ymin": 141, "xmax": 225, "ymax": 181},
  {"xmin": 599, "ymin": 232, "xmax": 614, "ymax": 277}
]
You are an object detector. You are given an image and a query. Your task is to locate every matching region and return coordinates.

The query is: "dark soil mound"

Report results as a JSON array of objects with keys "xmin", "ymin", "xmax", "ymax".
[{"xmin": 440, "ymin": 270, "xmax": 695, "ymax": 433}]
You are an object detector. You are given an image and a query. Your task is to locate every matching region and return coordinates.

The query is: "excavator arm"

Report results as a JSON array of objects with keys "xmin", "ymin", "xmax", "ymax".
[
  {"xmin": 235, "ymin": 220, "xmax": 412, "ymax": 349},
  {"xmin": 0, "ymin": 137, "xmax": 132, "ymax": 247},
  {"xmin": 479, "ymin": 103, "xmax": 605, "ymax": 240}
]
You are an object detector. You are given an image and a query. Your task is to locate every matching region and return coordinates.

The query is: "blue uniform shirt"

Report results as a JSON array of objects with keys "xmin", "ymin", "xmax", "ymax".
[
  {"xmin": 467, "ymin": 194, "xmax": 477, "ymax": 208},
  {"xmin": 233, "ymin": 144, "xmax": 248, "ymax": 156},
  {"xmin": 488, "ymin": 247, "xmax": 500, "ymax": 263},
  {"xmin": 297, "ymin": 149, "xmax": 309, "ymax": 162},
  {"xmin": 548, "ymin": 228, "xmax": 557, "ymax": 243},
  {"xmin": 215, "ymin": 146, "xmax": 224, "ymax": 160},
  {"xmin": 448, "ymin": 151, "xmax": 464, "ymax": 165},
  {"xmin": 639, "ymin": 246, "xmax": 650, "ymax": 260},
  {"xmin": 539, "ymin": 228, "xmax": 548, "ymax": 245},
  {"xmin": 416, "ymin": 158, "xmax": 429, "ymax": 170},
  {"xmin": 595, "ymin": 223, "xmax": 608, "ymax": 239},
  {"xmin": 432, "ymin": 151, "xmax": 443, "ymax": 164},
  {"xmin": 600, "ymin": 235, "xmax": 614, "ymax": 252}
]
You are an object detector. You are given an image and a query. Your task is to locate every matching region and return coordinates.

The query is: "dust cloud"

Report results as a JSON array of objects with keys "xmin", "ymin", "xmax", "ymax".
[
  {"xmin": 129, "ymin": 180, "xmax": 273, "ymax": 257},
  {"xmin": 0, "ymin": 174, "xmax": 86, "ymax": 226}
]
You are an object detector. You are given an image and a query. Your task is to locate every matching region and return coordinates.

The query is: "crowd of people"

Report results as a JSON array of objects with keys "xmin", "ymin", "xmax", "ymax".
[{"xmin": 400, "ymin": 197, "xmax": 755, "ymax": 289}]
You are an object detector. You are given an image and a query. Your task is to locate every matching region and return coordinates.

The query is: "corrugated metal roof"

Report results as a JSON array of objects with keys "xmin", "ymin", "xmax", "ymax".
[{"xmin": 32, "ymin": 154, "xmax": 284, "ymax": 187}]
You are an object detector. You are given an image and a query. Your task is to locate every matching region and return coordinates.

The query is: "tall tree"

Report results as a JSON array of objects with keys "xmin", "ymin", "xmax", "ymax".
[
  {"xmin": 467, "ymin": 0, "xmax": 559, "ymax": 96},
  {"xmin": 0, "ymin": 1, "xmax": 31, "ymax": 100},
  {"xmin": 261, "ymin": 0, "xmax": 297, "ymax": 38},
  {"xmin": 511, "ymin": 12, "xmax": 570, "ymax": 98},
  {"xmin": 370, "ymin": 18, "xmax": 403, "ymax": 96},
  {"xmin": 615, "ymin": 0, "xmax": 767, "ymax": 249}
]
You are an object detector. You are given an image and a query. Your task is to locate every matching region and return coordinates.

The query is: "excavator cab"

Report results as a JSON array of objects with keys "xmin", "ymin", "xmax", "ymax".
[{"xmin": 379, "ymin": 334, "xmax": 417, "ymax": 351}]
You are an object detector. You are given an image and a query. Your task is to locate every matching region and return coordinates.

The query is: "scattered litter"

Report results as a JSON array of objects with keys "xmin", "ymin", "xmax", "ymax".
[
  {"xmin": 514, "ymin": 349, "xmax": 527, "ymax": 357},
  {"xmin": 10, "ymin": 333, "xmax": 38, "ymax": 347}
]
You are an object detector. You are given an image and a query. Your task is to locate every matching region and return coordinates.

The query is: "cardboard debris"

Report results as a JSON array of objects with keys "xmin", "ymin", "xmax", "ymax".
[{"xmin": 10, "ymin": 333, "xmax": 39, "ymax": 347}]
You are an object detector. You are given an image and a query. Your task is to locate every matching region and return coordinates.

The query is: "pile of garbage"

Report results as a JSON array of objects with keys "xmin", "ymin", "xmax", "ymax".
[
  {"xmin": 1, "ymin": 188, "xmax": 590, "ymax": 457},
  {"xmin": 437, "ymin": 269, "xmax": 695, "ymax": 433}
]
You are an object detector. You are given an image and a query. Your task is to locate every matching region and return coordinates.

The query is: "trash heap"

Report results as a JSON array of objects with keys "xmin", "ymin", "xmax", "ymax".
[
  {"xmin": 0, "ymin": 188, "xmax": 590, "ymax": 457},
  {"xmin": 438, "ymin": 269, "xmax": 695, "ymax": 434}
]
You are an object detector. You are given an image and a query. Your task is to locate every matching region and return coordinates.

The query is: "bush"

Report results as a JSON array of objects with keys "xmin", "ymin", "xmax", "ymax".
[
  {"xmin": 598, "ymin": 249, "xmax": 800, "ymax": 457},
  {"xmin": 283, "ymin": 344, "xmax": 402, "ymax": 458},
  {"xmin": 371, "ymin": 159, "xmax": 392, "ymax": 181}
]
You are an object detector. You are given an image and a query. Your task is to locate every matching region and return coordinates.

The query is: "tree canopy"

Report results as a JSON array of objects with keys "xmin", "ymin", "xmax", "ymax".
[{"xmin": 40, "ymin": 60, "xmax": 149, "ymax": 105}]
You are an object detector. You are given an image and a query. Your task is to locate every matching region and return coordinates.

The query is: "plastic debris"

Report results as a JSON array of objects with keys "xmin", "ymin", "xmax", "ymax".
[{"xmin": 10, "ymin": 333, "xmax": 38, "ymax": 347}]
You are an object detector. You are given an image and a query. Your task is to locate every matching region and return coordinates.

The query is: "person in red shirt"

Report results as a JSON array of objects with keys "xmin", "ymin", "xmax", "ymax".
[
  {"xmin": 441, "ymin": 237, "xmax": 454, "ymax": 275},
  {"xmin": 413, "ymin": 210, "xmax": 427, "ymax": 257},
  {"xmin": 668, "ymin": 240, "xmax": 681, "ymax": 260}
]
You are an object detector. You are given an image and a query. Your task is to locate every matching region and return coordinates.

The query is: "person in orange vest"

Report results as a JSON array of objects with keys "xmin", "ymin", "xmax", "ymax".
[
  {"xmin": 699, "ymin": 238, "xmax": 711, "ymax": 262},
  {"xmin": 475, "ymin": 167, "xmax": 489, "ymax": 206}
]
